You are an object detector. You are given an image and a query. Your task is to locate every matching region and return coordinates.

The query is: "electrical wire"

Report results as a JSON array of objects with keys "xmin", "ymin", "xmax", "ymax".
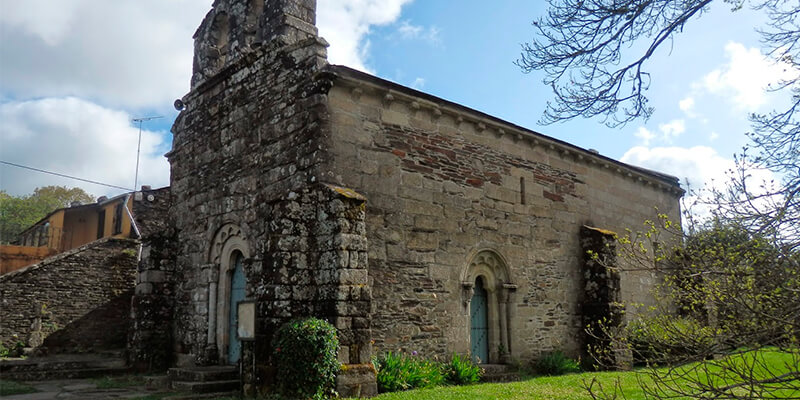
[{"xmin": 0, "ymin": 160, "xmax": 134, "ymax": 191}]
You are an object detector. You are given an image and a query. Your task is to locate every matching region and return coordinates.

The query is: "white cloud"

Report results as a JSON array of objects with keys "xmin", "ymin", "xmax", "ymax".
[
  {"xmin": 0, "ymin": 1, "xmax": 415, "ymax": 106},
  {"xmin": 632, "ymin": 120, "xmax": 685, "ymax": 145},
  {"xmin": 0, "ymin": 98, "xmax": 170, "ymax": 197},
  {"xmin": 317, "ymin": 0, "xmax": 414, "ymax": 72},
  {"xmin": 0, "ymin": 0, "xmax": 210, "ymax": 109},
  {"xmin": 0, "ymin": 0, "xmax": 89, "ymax": 45},
  {"xmin": 396, "ymin": 20, "xmax": 440, "ymax": 43},
  {"xmin": 709, "ymin": 131, "xmax": 720, "ymax": 141},
  {"xmin": 621, "ymin": 146, "xmax": 731, "ymax": 191},
  {"xmin": 679, "ymin": 96, "xmax": 695, "ymax": 115},
  {"xmin": 658, "ymin": 119, "xmax": 685, "ymax": 142},
  {"xmin": 634, "ymin": 127, "xmax": 656, "ymax": 146},
  {"xmin": 620, "ymin": 145, "xmax": 776, "ymax": 222},
  {"xmin": 411, "ymin": 77, "xmax": 426, "ymax": 90},
  {"xmin": 701, "ymin": 42, "xmax": 798, "ymax": 111}
]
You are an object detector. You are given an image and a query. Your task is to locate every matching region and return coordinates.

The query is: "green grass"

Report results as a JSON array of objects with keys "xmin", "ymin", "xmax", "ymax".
[
  {"xmin": 366, "ymin": 348, "xmax": 798, "ymax": 400},
  {"xmin": 92, "ymin": 375, "xmax": 146, "ymax": 389},
  {"xmin": 0, "ymin": 379, "xmax": 37, "ymax": 396}
]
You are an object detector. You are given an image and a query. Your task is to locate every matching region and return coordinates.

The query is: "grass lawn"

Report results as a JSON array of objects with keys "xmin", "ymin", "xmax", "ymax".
[
  {"xmin": 368, "ymin": 348, "xmax": 798, "ymax": 400},
  {"xmin": 0, "ymin": 380, "xmax": 37, "ymax": 396},
  {"xmin": 368, "ymin": 370, "xmax": 647, "ymax": 400}
]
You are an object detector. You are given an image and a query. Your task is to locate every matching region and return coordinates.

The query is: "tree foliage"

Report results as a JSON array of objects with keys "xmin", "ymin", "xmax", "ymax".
[
  {"xmin": 0, "ymin": 186, "xmax": 94, "ymax": 244},
  {"xmin": 587, "ymin": 216, "xmax": 800, "ymax": 399},
  {"xmin": 521, "ymin": 2, "xmax": 800, "ymax": 397},
  {"xmin": 519, "ymin": 0, "xmax": 799, "ymax": 245}
]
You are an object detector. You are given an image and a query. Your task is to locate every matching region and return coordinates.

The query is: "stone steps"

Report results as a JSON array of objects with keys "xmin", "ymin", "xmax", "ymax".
[
  {"xmin": 480, "ymin": 364, "xmax": 521, "ymax": 383},
  {"xmin": 0, "ymin": 352, "xmax": 129, "ymax": 381},
  {"xmin": 167, "ymin": 366, "xmax": 239, "ymax": 396}
]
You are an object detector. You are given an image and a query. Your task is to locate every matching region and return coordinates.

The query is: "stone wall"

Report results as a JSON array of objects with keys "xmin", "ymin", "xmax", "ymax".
[
  {"xmin": 0, "ymin": 238, "xmax": 139, "ymax": 352},
  {"xmin": 322, "ymin": 67, "xmax": 682, "ymax": 363},
  {"xmin": 168, "ymin": 31, "xmax": 330, "ymax": 365},
  {"xmin": 128, "ymin": 187, "xmax": 176, "ymax": 371}
]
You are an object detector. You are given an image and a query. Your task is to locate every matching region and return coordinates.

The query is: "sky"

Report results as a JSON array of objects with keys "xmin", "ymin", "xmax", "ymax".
[{"xmin": 0, "ymin": 0, "xmax": 793, "ymax": 207}]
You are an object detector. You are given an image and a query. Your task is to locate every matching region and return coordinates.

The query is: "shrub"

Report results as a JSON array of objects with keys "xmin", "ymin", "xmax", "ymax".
[
  {"xmin": 535, "ymin": 351, "xmax": 581, "ymax": 375},
  {"xmin": 272, "ymin": 318, "xmax": 339, "ymax": 400},
  {"xmin": 443, "ymin": 353, "xmax": 482, "ymax": 384},
  {"xmin": 626, "ymin": 315, "xmax": 715, "ymax": 364},
  {"xmin": 374, "ymin": 352, "xmax": 445, "ymax": 392}
]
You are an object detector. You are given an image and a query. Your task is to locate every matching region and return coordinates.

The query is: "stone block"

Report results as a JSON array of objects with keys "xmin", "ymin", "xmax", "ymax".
[
  {"xmin": 336, "ymin": 364, "xmax": 377, "ymax": 398},
  {"xmin": 407, "ymin": 231, "xmax": 439, "ymax": 251}
]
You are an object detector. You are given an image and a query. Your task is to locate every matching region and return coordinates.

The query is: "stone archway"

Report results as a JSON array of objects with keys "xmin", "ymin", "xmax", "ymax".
[
  {"xmin": 461, "ymin": 250, "xmax": 517, "ymax": 364},
  {"xmin": 208, "ymin": 224, "xmax": 250, "ymax": 364}
]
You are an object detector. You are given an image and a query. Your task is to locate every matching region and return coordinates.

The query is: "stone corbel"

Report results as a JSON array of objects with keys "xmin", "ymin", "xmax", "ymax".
[{"xmin": 461, "ymin": 281, "xmax": 474, "ymax": 308}]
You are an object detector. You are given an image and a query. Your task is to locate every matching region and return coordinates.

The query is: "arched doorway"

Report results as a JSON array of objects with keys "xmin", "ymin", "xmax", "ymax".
[
  {"xmin": 227, "ymin": 251, "xmax": 246, "ymax": 364},
  {"xmin": 208, "ymin": 224, "xmax": 250, "ymax": 365},
  {"xmin": 462, "ymin": 250, "xmax": 517, "ymax": 364},
  {"xmin": 470, "ymin": 276, "xmax": 489, "ymax": 363}
]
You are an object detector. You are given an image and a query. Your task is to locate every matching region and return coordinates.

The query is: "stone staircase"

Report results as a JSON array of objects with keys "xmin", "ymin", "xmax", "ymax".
[
  {"xmin": 0, "ymin": 351, "xmax": 129, "ymax": 381},
  {"xmin": 481, "ymin": 364, "xmax": 521, "ymax": 383},
  {"xmin": 167, "ymin": 365, "xmax": 240, "ymax": 396}
]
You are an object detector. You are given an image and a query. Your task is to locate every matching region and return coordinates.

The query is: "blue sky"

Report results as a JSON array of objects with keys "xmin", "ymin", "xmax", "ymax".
[{"xmin": 0, "ymin": 0, "xmax": 791, "ymax": 203}]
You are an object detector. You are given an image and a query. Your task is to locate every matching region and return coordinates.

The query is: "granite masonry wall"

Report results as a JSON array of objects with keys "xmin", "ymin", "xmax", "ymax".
[
  {"xmin": 322, "ymin": 69, "xmax": 683, "ymax": 364},
  {"xmin": 0, "ymin": 238, "xmax": 139, "ymax": 352},
  {"xmin": 161, "ymin": 0, "xmax": 681, "ymax": 395},
  {"xmin": 128, "ymin": 187, "xmax": 176, "ymax": 371},
  {"xmin": 168, "ymin": 28, "xmax": 330, "ymax": 368},
  {"xmin": 167, "ymin": 0, "xmax": 375, "ymax": 395}
]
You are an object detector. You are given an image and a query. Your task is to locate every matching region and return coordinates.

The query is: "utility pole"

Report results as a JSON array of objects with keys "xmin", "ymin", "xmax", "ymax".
[{"xmin": 131, "ymin": 116, "xmax": 163, "ymax": 191}]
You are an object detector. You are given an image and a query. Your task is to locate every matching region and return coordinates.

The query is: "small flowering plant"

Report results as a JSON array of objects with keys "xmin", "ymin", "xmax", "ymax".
[{"xmin": 373, "ymin": 350, "xmax": 445, "ymax": 393}]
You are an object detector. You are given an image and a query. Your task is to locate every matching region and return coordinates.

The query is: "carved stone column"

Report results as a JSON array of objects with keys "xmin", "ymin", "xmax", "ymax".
[
  {"xmin": 502, "ymin": 283, "xmax": 517, "ymax": 361},
  {"xmin": 205, "ymin": 264, "xmax": 220, "ymax": 362},
  {"xmin": 498, "ymin": 284, "xmax": 509, "ymax": 363}
]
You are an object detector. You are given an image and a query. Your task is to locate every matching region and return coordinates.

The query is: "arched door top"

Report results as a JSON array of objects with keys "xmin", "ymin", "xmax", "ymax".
[
  {"xmin": 462, "ymin": 249, "xmax": 512, "ymax": 289},
  {"xmin": 209, "ymin": 223, "xmax": 250, "ymax": 266}
]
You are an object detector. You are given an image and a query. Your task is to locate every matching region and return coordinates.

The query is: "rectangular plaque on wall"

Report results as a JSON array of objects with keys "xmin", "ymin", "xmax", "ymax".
[{"xmin": 237, "ymin": 300, "xmax": 256, "ymax": 341}]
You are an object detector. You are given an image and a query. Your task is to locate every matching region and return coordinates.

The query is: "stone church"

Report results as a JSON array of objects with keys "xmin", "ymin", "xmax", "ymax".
[{"xmin": 128, "ymin": 0, "xmax": 683, "ymax": 395}]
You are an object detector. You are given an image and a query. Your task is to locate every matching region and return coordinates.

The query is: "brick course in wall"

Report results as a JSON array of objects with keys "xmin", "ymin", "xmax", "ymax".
[{"xmin": 322, "ymin": 67, "xmax": 683, "ymax": 363}]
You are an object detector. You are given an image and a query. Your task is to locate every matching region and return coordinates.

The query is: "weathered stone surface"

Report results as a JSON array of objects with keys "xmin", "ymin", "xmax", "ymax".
[
  {"xmin": 128, "ymin": 187, "xmax": 176, "ymax": 371},
  {"xmin": 138, "ymin": 1, "xmax": 682, "ymax": 397},
  {"xmin": 324, "ymin": 68, "xmax": 682, "ymax": 363},
  {"xmin": 0, "ymin": 238, "xmax": 139, "ymax": 353}
]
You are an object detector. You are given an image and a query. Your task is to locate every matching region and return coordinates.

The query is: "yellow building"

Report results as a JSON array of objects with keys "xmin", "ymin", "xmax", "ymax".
[{"xmin": 1, "ymin": 193, "xmax": 138, "ymax": 274}]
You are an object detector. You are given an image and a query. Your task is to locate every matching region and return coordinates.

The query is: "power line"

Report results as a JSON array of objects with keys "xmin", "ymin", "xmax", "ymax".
[{"xmin": 0, "ymin": 160, "xmax": 134, "ymax": 191}]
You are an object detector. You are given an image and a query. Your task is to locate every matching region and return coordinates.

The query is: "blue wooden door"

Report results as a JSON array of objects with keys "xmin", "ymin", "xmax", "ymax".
[
  {"xmin": 228, "ymin": 254, "xmax": 246, "ymax": 364},
  {"xmin": 470, "ymin": 277, "xmax": 489, "ymax": 363}
]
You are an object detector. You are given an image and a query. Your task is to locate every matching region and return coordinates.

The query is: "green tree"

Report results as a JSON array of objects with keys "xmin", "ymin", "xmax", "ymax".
[
  {"xmin": 586, "ymin": 217, "xmax": 800, "ymax": 399},
  {"xmin": 0, "ymin": 186, "xmax": 94, "ymax": 244}
]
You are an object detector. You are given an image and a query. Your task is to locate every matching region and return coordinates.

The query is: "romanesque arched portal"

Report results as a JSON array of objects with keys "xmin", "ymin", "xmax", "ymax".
[
  {"xmin": 208, "ymin": 224, "xmax": 250, "ymax": 364},
  {"xmin": 461, "ymin": 250, "xmax": 517, "ymax": 364}
]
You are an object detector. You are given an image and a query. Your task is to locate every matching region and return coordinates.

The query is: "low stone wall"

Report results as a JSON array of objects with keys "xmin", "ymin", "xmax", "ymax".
[{"xmin": 0, "ymin": 238, "xmax": 139, "ymax": 353}]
